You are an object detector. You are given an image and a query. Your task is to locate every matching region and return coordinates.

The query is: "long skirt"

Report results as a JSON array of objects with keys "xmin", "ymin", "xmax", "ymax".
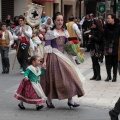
[
  {"xmin": 41, "ymin": 52, "xmax": 85, "ymax": 100},
  {"xmin": 14, "ymin": 79, "xmax": 46, "ymax": 104}
]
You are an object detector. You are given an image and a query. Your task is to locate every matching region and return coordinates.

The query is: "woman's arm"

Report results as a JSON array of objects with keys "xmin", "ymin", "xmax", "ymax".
[
  {"xmin": 42, "ymin": 53, "xmax": 48, "ymax": 69},
  {"xmin": 43, "ymin": 53, "xmax": 48, "ymax": 63}
]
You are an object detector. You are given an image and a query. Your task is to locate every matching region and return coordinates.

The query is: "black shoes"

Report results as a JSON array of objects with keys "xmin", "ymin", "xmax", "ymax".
[
  {"xmin": 2, "ymin": 68, "xmax": 9, "ymax": 74},
  {"xmin": 2, "ymin": 71, "xmax": 6, "ymax": 74},
  {"xmin": 96, "ymin": 76, "xmax": 101, "ymax": 81},
  {"xmin": 5, "ymin": 68, "xmax": 9, "ymax": 73},
  {"xmin": 109, "ymin": 110, "xmax": 119, "ymax": 120},
  {"xmin": 90, "ymin": 76, "xmax": 97, "ymax": 80},
  {"xmin": 90, "ymin": 76, "xmax": 101, "ymax": 81},
  {"xmin": 18, "ymin": 103, "xmax": 44, "ymax": 110},
  {"xmin": 18, "ymin": 104, "xmax": 25, "ymax": 110},
  {"xmin": 112, "ymin": 76, "xmax": 117, "ymax": 82},
  {"xmin": 105, "ymin": 76, "xmax": 111, "ymax": 82},
  {"xmin": 105, "ymin": 76, "xmax": 117, "ymax": 82},
  {"xmin": 46, "ymin": 101, "xmax": 55, "ymax": 108},
  {"xmin": 36, "ymin": 105, "xmax": 44, "ymax": 110},
  {"xmin": 67, "ymin": 102, "xmax": 80, "ymax": 109}
]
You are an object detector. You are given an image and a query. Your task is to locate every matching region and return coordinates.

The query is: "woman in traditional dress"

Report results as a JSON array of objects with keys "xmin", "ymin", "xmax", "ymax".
[{"xmin": 41, "ymin": 12, "xmax": 85, "ymax": 109}]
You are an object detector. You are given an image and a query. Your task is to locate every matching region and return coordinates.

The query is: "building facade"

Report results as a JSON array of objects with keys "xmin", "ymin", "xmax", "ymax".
[
  {"xmin": 32, "ymin": 0, "xmax": 82, "ymax": 22},
  {"xmin": 0, "ymin": 0, "xmax": 30, "ymax": 22},
  {"xmin": 0, "ymin": 0, "xmax": 83, "ymax": 23}
]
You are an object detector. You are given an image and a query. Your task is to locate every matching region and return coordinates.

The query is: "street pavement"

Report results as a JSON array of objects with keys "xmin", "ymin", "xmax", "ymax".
[{"xmin": 0, "ymin": 49, "xmax": 120, "ymax": 120}]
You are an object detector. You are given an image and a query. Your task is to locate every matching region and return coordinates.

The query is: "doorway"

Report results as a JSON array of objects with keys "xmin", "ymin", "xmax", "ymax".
[
  {"xmin": 53, "ymin": 3, "xmax": 59, "ymax": 16},
  {"xmin": 64, "ymin": 5, "xmax": 73, "ymax": 23},
  {"xmin": 1, "ymin": 0, "xmax": 14, "ymax": 22}
]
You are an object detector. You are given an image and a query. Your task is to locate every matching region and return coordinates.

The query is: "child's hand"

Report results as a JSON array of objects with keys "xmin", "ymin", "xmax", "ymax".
[{"xmin": 24, "ymin": 77, "xmax": 28, "ymax": 81}]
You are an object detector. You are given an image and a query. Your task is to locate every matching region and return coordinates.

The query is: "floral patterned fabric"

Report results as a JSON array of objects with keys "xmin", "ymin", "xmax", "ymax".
[{"xmin": 14, "ymin": 79, "xmax": 45, "ymax": 104}]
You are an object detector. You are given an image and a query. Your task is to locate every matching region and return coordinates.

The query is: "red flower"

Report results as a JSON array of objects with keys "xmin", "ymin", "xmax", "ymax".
[
  {"xmin": 0, "ymin": 33, "xmax": 2, "ymax": 38},
  {"xmin": 11, "ymin": 25, "xmax": 16, "ymax": 29},
  {"xmin": 72, "ymin": 40, "xmax": 79, "ymax": 44}
]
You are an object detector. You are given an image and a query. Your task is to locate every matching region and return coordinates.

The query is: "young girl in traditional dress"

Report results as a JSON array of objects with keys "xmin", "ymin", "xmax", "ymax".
[{"xmin": 14, "ymin": 55, "xmax": 47, "ymax": 110}]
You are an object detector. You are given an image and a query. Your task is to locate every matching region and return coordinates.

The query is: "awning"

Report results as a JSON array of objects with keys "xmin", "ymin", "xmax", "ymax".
[{"xmin": 33, "ymin": 0, "xmax": 55, "ymax": 2}]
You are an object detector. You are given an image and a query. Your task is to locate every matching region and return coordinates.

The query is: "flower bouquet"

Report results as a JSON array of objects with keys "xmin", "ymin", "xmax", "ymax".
[{"xmin": 64, "ymin": 40, "xmax": 85, "ymax": 63}]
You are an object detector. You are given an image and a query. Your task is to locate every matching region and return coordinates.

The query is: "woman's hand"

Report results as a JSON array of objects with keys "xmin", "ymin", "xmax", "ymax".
[{"xmin": 42, "ymin": 62, "xmax": 46, "ymax": 69}]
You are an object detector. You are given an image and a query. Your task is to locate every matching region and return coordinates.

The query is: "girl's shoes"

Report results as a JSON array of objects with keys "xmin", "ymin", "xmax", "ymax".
[
  {"xmin": 18, "ymin": 103, "xmax": 25, "ymax": 110},
  {"xmin": 36, "ymin": 105, "xmax": 44, "ymax": 110},
  {"xmin": 68, "ymin": 102, "xmax": 80, "ymax": 109},
  {"xmin": 46, "ymin": 101, "xmax": 55, "ymax": 108}
]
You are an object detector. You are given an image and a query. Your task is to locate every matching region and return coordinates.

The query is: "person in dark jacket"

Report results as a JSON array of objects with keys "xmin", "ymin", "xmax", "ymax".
[
  {"xmin": 88, "ymin": 19, "xmax": 104, "ymax": 81},
  {"xmin": 82, "ymin": 14, "xmax": 92, "ymax": 51},
  {"xmin": 104, "ymin": 14, "xmax": 120, "ymax": 82}
]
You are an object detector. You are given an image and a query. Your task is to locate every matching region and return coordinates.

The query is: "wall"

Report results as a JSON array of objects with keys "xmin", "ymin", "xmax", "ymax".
[
  {"xmin": 14, "ymin": 0, "xmax": 28, "ymax": 16},
  {"xmin": 43, "ymin": 0, "xmax": 61, "ymax": 17},
  {"xmin": 43, "ymin": 2, "xmax": 53, "ymax": 17}
]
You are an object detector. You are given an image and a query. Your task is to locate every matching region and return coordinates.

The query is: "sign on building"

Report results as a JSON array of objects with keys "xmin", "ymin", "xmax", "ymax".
[
  {"xmin": 97, "ymin": 2, "xmax": 106, "ymax": 14},
  {"xmin": 116, "ymin": 3, "xmax": 120, "ymax": 11}
]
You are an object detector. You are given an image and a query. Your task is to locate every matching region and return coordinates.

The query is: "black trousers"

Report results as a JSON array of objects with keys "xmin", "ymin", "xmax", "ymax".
[
  {"xmin": 105, "ymin": 55, "xmax": 118, "ymax": 76},
  {"xmin": 0, "ymin": 47, "xmax": 10, "ymax": 70},
  {"xmin": 17, "ymin": 44, "xmax": 29, "ymax": 71},
  {"xmin": 91, "ymin": 56, "xmax": 100, "ymax": 66}
]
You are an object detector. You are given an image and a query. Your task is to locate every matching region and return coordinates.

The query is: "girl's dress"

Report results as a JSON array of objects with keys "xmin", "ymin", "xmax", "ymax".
[
  {"xmin": 14, "ymin": 65, "xmax": 46, "ymax": 104},
  {"xmin": 40, "ymin": 29, "xmax": 85, "ymax": 100}
]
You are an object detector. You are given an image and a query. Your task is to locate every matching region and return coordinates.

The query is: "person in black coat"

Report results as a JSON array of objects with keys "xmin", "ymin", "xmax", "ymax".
[
  {"xmin": 88, "ymin": 19, "xmax": 104, "ymax": 81},
  {"xmin": 82, "ymin": 14, "xmax": 92, "ymax": 51},
  {"xmin": 104, "ymin": 14, "xmax": 120, "ymax": 82}
]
